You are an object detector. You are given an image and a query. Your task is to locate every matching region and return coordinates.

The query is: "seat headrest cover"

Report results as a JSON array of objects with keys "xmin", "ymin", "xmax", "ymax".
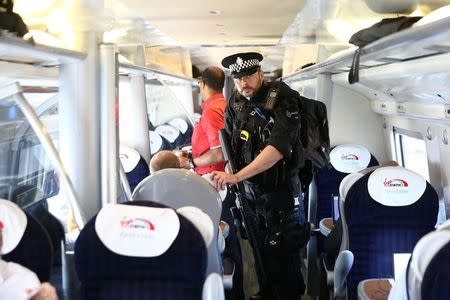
[
  {"xmin": 202, "ymin": 173, "xmax": 227, "ymax": 201},
  {"xmin": 368, "ymin": 166, "xmax": 426, "ymax": 206},
  {"xmin": 0, "ymin": 199, "xmax": 28, "ymax": 255},
  {"xmin": 119, "ymin": 145, "xmax": 141, "ymax": 173},
  {"xmin": 95, "ymin": 204, "xmax": 180, "ymax": 257},
  {"xmin": 155, "ymin": 125, "xmax": 180, "ymax": 143},
  {"xmin": 330, "ymin": 144, "xmax": 371, "ymax": 173},
  {"xmin": 149, "ymin": 131, "xmax": 163, "ymax": 155},
  {"xmin": 408, "ymin": 225, "xmax": 450, "ymax": 291},
  {"xmin": 339, "ymin": 173, "xmax": 365, "ymax": 202},
  {"xmin": 168, "ymin": 118, "xmax": 188, "ymax": 134},
  {"xmin": 176, "ymin": 206, "xmax": 214, "ymax": 247}
]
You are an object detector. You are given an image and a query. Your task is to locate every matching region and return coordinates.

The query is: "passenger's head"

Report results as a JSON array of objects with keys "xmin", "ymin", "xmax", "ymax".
[
  {"xmin": 149, "ymin": 150, "xmax": 181, "ymax": 174},
  {"xmin": 221, "ymin": 52, "xmax": 264, "ymax": 98},
  {"xmin": 200, "ymin": 66, "xmax": 225, "ymax": 93}
]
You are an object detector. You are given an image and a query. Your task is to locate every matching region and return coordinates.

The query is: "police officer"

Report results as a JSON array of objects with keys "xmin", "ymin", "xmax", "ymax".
[{"xmin": 212, "ymin": 52, "xmax": 310, "ymax": 300}]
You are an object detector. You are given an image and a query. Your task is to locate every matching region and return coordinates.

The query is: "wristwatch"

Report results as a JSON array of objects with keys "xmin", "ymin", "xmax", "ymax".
[{"xmin": 189, "ymin": 158, "xmax": 196, "ymax": 169}]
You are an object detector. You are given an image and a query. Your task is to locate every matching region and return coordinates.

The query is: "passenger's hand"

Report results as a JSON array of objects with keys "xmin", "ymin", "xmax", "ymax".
[
  {"xmin": 178, "ymin": 156, "xmax": 190, "ymax": 169},
  {"xmin": 211, "ymin": 171, "xmax": 238, "ymax": 190},
  {"xmin": 28, "ymin": 282, "xmax": 58, "ymax": 300}
]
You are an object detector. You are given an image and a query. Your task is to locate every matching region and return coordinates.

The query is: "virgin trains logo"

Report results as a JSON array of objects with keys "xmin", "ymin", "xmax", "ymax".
[
  {"xmin": 383, "ymin": 178, "xmax": 409, "ymax": 188},
  {"xmin": 341, "ymin": 154, "xmax": 359, "ymax": 161},
  {"xmin": 120, "ymin": 217, "xmax": 155, "ymax": 231}
]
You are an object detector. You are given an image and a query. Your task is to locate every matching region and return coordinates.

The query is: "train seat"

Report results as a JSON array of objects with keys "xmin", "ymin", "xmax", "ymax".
[
  {"xmin": 119, "ymin": 145, "xmax": 150, "ymax": 192},
  {"xmin": 25, "ymin": 200, "xmax": 65, "ymax": 266},
  {"xmin": 132, "ymin": 169, "xmax": 223, "ymax": 277},
  {"xmin": 149, "ymin": 130, "xmax": 171, "ymax": 155},
  {"xmin": 307, "ymin": 144, "xmax": 377, "ymax": 296},
  {"xmin": 74, "ymin": 200, "xmax": 213, "ymax": 300},
  {"xmin": 1, "ymin": 198, "xmax": 53, "ymax": 282},
  {"xmin": 312, "ymin": 144, "xmax": 378, "ymax": 225},
  {"xmin": 155, "ymin": 124, "xmax": 184, "ymax": 149},
  {"xmin": 168, "ymin": 117, "xmax": 193, "ymax": 146},
  {"xmin": 334, "ymin": 166, "xmax": 438, "ymax": 300},
  {"xmin": 387, "ymin": 220, "xmax": 450, "ymax": 300}
]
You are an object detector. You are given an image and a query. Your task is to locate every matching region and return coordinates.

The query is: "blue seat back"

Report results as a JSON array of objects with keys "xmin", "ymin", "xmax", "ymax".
[
  {"xmin": 119, "ymin": 145, "xmax": 150, "ymax": 192},
  {"xmin": 74, "ymin": 200, "xmax": 207, "ymax": 300},
  {"xmin": 168, "ymin": 118, "xmax": 193, "ymax": 147},
  {"xmin": 2, "ymin": 199, "xmax": 53, "ymax": 282},
  {"xmin": 314, "ymin": 144, "xmax": 378, "ymax": 223},
  {"xmin": 343, "ymin": 167, "xmax": 438, "ymax": 300},
  {"xmin": 421, "ymin": 238, "xmax": 450, "ymax": 299}
]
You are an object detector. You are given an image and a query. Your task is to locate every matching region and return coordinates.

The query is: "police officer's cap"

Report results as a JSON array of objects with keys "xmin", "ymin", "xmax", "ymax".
[
  {"xmin": 0, "ymin": 0, "xmax": 13, "ymax": 13},
  {"xmin": 221, "ymin": 52, "xmax": 263, "ymax": 78}
]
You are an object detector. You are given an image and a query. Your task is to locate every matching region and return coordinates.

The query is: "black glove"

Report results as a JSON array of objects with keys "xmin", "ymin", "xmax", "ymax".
[{"xmin": 281, "ymin": 209, "xmax": 311, "ymax": 252}]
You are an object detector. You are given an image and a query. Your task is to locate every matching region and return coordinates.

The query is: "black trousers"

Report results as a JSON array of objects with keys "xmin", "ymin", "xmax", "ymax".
[{"xmin": 245, "ymin": 183, "xmax": 305, "ymax": 300}]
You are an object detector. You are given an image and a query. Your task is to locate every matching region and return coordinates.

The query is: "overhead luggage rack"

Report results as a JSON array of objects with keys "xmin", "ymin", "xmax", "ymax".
[
  {"xmin": 0, "ymin": 35, "xmax": 86, "ymax": 66},
  {"xmin": 284, "ymin": 16, "xmax": 450, "ymax": 82}
]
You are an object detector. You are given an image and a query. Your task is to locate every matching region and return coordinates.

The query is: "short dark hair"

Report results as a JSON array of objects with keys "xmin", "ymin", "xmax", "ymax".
[{"xmin": 201, "ymin": 67, "xmax": 225, "ymax": 92}]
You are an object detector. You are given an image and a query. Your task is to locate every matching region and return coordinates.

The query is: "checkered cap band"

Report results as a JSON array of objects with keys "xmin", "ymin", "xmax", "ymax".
[{"xmin": 229, "ymin": 58, "xmax": 260, "ymax": 73}]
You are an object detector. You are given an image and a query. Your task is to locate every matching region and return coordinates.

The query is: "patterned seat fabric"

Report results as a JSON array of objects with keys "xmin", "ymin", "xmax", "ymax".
[
  {"xmin": 2, "ymin": 200, "xmax": 53, "ymax": 282},
  {"xmin": 343, "ymin": 167, "xmax": 438, "ymax": 300},
  {"xmin": 315, "ymin": 144, "xmax": 378, "ymax": 224},
  {"xmin": 74, "ymin": 200, "xmax": 207, "ymax": 300}
]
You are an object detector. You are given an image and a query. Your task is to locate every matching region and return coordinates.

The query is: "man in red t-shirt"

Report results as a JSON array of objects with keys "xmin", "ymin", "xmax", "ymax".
[{"xmin": 189, "ymin": 67, "xmax": 227, "ymax": 175}]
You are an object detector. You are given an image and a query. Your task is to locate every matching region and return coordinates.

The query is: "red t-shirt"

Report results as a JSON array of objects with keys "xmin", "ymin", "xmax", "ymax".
[{"xmin": 192, "ymin": 93, "xmax": 227, "ymax": 175}]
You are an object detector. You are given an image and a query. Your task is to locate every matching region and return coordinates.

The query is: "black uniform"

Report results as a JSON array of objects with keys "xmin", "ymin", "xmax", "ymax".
[{"xmin": 225, "ymin": 80, "xmax": 306, "ymax": 300}]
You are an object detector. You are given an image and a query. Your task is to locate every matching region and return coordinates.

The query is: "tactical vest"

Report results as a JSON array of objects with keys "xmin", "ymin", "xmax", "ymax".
[{"xmin": 230, "ymin": 84, "xmax": 302, "ymax": 192}]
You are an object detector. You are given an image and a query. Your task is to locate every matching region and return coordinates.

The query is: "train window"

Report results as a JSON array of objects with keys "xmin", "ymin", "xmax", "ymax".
[
  {"xmin": 145, "ymin": 76, "xmax": 194, "ymax": 156},
  {"xmin": 393, "ymin": 128, "xmax": 430, "ymax": 181},
  {"xmin": 0, "ymin": 91, "xmax": 70, "ymax": 225}
]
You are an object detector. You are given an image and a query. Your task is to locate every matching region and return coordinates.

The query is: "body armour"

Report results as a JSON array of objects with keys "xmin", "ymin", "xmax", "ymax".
[{"xmin": 224, "ymin": 81, "xmax": 304, "ymax": 192}]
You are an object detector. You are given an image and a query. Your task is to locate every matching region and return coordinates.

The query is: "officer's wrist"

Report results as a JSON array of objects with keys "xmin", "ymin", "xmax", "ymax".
[{"xmin": 234, "ymin": 173, "xmax": 240, "ymax": 183}]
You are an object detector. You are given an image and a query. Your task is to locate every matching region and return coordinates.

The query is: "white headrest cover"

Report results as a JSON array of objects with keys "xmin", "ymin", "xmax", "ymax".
[
  {"xmin": 330, "ymin": 144, "xmax": 371, "ymax": 173},
  {"xmin": 155, "ymin": 125, "xmax": 180, "ymax": 143},
  {"xmin": 168, "ymin": 118, "xmax": 188, "ymax": 134},
  {"xmin": 177, "ymin": 206, "xmax": 214, "ymax": 247},
  {"xmin": 407, "ymin": 224, "xmax": 450, "ymax": 295},
  {"xmin": 119, "ymin": 145, "xmax": 141, "ymax": 173},
  {"xmin": 339, "ymin": 173, "xmax": 365, "ymax": 202},
  {"xmin": 149, "ymin": 131, "xmax": 163, "ymax": 155},
  {"xmin": 368, "ymin": 166, "xmax": 426, "ymax": 206},
  {"xmin": 202, "ymin": 173, "xmax": 227, "ymax": 201},
  {"xmin": 0, "ymin": 199, "xmax": 27, "ymax": 255},
  {"xmin": 95, "ymin": 204, "xmax": 180, "ymax": 257}
]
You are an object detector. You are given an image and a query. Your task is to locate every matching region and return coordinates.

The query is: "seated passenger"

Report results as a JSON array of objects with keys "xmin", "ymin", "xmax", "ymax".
[
  {"xmin": 146, "ymin": 151, "xmax": 244, "ymax": 300},
  {"xmin": 0, "ymin": 218, "xmax": 58, "ymax": 300},
  {"xmin": 149, "ymin": 150, "xmax": 181, "ymax": 174}
]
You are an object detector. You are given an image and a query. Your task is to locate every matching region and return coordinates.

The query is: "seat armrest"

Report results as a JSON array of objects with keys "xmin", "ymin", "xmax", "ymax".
[
  {"xmin": 334, "ymin": 250, "xmax": 354, "ymax": 299},
  {"xmin": 319, "ymin": 218, "xmax": 334, "ymax": 237},
  {"xmin": 219, "ymin": 221, "xmax": 230, "ymax": 238},
  {"xmin": 357, "ymin": 278, "xmax": 393, "ymax": 300}
]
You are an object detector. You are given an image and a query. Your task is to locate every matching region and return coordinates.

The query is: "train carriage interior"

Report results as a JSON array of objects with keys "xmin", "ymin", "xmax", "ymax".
[{"xmin": 1, "ymin": 0, "xmax": 450, "ymax": 299}]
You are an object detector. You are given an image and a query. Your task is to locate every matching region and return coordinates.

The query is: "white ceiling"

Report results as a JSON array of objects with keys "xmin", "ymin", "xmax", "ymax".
[{"xmin": 16, "ymin": 0, "xmax": 450, "ymax": 75}]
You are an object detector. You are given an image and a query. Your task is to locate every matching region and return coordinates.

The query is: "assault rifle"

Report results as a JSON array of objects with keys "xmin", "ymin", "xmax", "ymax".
[{"xmin": 218, "ymin": 129, "xmax": 268, "ymax": 291}]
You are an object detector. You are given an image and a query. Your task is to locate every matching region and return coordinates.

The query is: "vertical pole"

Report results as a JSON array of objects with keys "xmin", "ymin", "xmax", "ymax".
[{"xmin": 100, "ymin": 44, "xmax": 119, "ymax": 206}]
